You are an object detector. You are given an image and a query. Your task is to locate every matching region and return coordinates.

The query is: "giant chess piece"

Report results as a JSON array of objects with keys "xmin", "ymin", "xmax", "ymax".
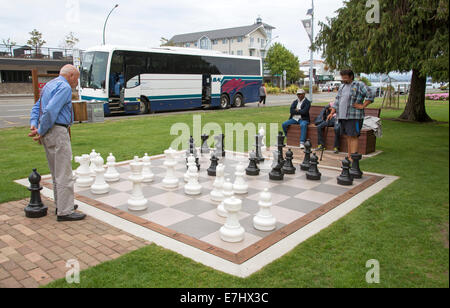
[
  {"xmin": 259, "ymin": 127, "xmax": 267, "ymax": 152},
  {"xmin": 246, "ymin": 151, "xmax": 260, "ymax": 176},
  {"xmin": 269, "ymin": 159, "xmax": 285, "ymax": 181},
  {"xmin": 104, "ymin": 153, "xmax": 120, "ymax": 183},
  {"xmin": 215, "ymin": 134, "xmax": 225, "ymax": 158},
  {"xmin": 233, "ymin": 162, "xmax": 248, "ymax": 195},
  {"xmin": 337, "ymin": 157, "xmax": 354, "ymax": 186},
  {"xmin": 127, "ymin": 157, "xmax": 148, "ymax": 211},
  {"xmin": 253, "ymin": 189, "xmax": 276, "ymax": 231},
  {"xmin": 89, "ymin": 149, "xmax": 98, "ymax": 177},
  {"xmin": 282, "ymin": 149, "xmax": 296, "ymax": 175},
  {"xmin": 210, "ymin": 163, "xmax": 225, "ymax": 202},
  {"xmin": 300, "ymin": 140, "xmax": 312, "ymax": 171},
  {"xmin": 201, "ymin": 134, "xmax": 210, "ymax": 155},
  {"xmin": 74, "ymin": 154, "xmax": 94, "ymax": 187},
  {"xmin": 24, "ymin": 169, "xmax": 48, "ymax": 218},
  {"xmin": 271, "ymin": 150, "xmax": 279, "ymax": 169},
  {"xmin": 91, "ymin": 154, "xmax": 110, "ymax": 194},
  {"xmin": 184, "ymin": 153, "xmax": 197, "ymax": 182},
  {"xmin": 163, "ymin": 148, "xmax": 179, "ymax": 189},
  {"xmin": 306, "ymin": 153, "xmax": 322, "ymax": 181},
  {"xmin": 255, "ymin": 134, "xmax": 265, "ymax": 163},
  {"xmin": 142, "ymin": 153, "xmax": 155, "ymax": 183},
  {"xmin": 207, "ymin": 151, "xmax": 219, "ymax": 176},
  {"xmin": 277, "ymin": 131, "xmax": 286, "ymax": 163},
  {"xmin": 217, "ymin": 179, "xmax": 233, "ymax": 218},
  {"xmin": 220, "ymin": 195, "xmax": 245, "ymax": 243},
  {"xmin": 349, "ymin": 153, "xmax": 363, "ymax": 179},
  {"xmin": 184, "ymin": 155, "xmax": 202, "ymax": 195}
]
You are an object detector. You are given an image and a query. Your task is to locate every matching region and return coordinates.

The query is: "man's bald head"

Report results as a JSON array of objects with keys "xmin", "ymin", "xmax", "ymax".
[{"xmin": 60, "ymin": 64, "xmax": 80, "ymax": 88}]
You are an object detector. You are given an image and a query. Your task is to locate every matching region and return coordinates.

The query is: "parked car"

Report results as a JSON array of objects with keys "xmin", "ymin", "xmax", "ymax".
[{"xmin": 369, "ymin": 86, "xmax": 383, "ymax": 97}]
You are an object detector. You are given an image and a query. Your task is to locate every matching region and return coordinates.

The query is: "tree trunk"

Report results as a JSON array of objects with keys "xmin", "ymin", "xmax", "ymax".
[{"xmin": 399, "ymin": 69, "xmax": 433, "ymax": 122}]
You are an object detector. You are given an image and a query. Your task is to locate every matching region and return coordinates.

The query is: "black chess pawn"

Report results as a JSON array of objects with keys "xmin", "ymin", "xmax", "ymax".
[
  {"xmin": 349, "ymin": 153, "xmax": 363, "ymax": 179},
  {"xmin": 269, "ymin": 160, "xmax": 285, "ymax": 181},
  {"xmin": 201, "ymin": 134, "xmax": 210, "ymax": 155},
  {"xmin": 207, "ymin": 153, "xmax": 219, "ymax": 176},
  {"xmin": 282, "ymin": 149, "xmax": 296, "ymax": 174},
  {"xmin": 337, "ymin": 157, "xmax": 354, "ymax": 186},
  {"xmin": 24, "ymin": 169, "xmax": 48, "ymax": 218},
  {"xmin": 246, "ymin": 152, "xmax": 260, "ymax": 176},
  {"xmin": 300, "ymin": 140, "xmax": 312, "ymax": 171},
  {"xmin": 306, "ymin": 153, "xmax": 321, "ymax": 181}
]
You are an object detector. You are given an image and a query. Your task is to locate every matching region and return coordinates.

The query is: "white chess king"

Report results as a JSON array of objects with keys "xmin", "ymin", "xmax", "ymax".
[{"xmin": 127, "ymin": 156, "xmax": 148, "ymax": 211}]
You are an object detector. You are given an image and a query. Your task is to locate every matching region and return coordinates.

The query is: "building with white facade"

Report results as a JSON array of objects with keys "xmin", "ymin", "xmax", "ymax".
[{"xmin": 299, "ymin": 59, "xmax": 341, "ymax": 86}]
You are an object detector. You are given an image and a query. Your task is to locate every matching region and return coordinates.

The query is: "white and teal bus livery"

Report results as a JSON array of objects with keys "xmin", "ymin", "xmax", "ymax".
[{"xmin": 80, "ymin": 45, "xmax": 262, "ymax": 115}]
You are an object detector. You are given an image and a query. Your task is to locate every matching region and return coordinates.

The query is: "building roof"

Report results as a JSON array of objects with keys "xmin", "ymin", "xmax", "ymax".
[{"xmin": 170, "ymin": 21, "xmax": 275, "ymax": 44}]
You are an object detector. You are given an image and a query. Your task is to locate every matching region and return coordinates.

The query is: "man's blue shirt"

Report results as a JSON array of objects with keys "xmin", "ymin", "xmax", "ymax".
[{"xmin": 30, "ymin": 76, "xmax": 73, "ymax": 137}]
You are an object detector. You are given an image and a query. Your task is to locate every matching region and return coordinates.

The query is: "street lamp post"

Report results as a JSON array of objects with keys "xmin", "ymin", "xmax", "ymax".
[
  {"xmin": 103, "ymin": 4, "xmax": 119, "ymax": 45},
  {"xmin": 309, "ymin": 0, "xmax": 314, "ymax": 102}
]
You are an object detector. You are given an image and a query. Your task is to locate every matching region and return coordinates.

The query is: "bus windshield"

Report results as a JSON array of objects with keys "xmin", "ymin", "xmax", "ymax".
[{"xmin": 80, "ymin": 51, "xmax": 109, "ymax": 89}]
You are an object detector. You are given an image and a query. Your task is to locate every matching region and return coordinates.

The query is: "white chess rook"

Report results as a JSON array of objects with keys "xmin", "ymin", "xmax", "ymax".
[
  {"xmin": 184, "ymin": 155, "xmax": 202, "ymax": 195},
  {"xmin": 210, "ymin": 163, "xmax": 225, "ymax": 202},
  {"xmin": 104, "ymin": 153, "xmax": 120, "ymax": 183},
  {"xmin": 127, "ymin": 156, "xmax": 148, "ymax": 211},
  {"xmin": 162, "ymin": 148, "xmax": 179, "ymax": 189},
  {"xmin": 220, "ymin": 196, "xmax": 245, "ymax": 243},
  {"xmin": 217, "ymin": 179, "xmax": 233, "ymax": 218},
  {"xmin": 233, "ymin": 162, "xmax": 248, "ymax": 195},
  {"xmin": 142, "ymin": 153, "xmax": 154, "ymax": 183},
  {"xmin": 74, "ymin": 154, "xmax": 94, "ymax": 187},
  {"xmin": 91, "ymin": 154, "xmax": 110, "ymax": 195},
  {"xmin": 253, "ymin": 189, "xmax": 277, "ymax": 231}
]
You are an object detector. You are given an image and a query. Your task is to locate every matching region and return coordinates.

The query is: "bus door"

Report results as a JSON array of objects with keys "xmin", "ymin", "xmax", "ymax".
[{"xmin": 202, "ymin": 74, "xmax": 211, "ymax": 105}]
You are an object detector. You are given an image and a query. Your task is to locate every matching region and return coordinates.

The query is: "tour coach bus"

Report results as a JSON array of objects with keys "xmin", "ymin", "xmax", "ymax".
[{"xmin": 80, "ymin": 45, "xmax": 262, "ymax": 116}]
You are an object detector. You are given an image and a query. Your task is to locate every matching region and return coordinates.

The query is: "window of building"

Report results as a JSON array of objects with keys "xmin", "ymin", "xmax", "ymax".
[
  {"xmin": 199, "ymin": 37, "xmax": 211, "ymax": 50},
  {"xmin": 0, "ymin": 70, "xmax": 32, "ymax": 83},
  {"xmin": 231, "ymin": 51, "xmax": 234, "ymax": 55},
  {"xmin": 257, "ymin": 38, "xmax": 260, "ymax": 43},
  {"xmin": 186, "ymin": 43, "xmax": 191, "ymax": 47},
  {"xmin": 237, "ymin": 50, "xmax": 243, "ymax": 56},
  {"xmin": 212, "ymin": 40, "xmax": 218, "ymax": 45},
  {"xmin": 222, "ymin": 39, "xmax": 228, "ymax": 44},
  {"xmin": 237, "ymin": 37, "xmax": 243, "ymax": 43}
]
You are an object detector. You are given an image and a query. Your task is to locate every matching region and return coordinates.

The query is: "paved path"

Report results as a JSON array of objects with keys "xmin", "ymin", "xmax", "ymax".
[{"xmin": 0, "ymin": 197, "xmax": 150, "ymax": 288}]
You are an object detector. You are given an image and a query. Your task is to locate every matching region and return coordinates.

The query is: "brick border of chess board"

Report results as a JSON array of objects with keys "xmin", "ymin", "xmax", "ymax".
[{"xmin": 42, "ymin": 173, "xmax": 384, "ymax": 265}]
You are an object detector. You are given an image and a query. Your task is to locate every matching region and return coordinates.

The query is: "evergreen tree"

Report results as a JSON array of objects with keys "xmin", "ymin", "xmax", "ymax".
[{"xmin": 314, "ymin": 0, "xmax": 449, "ymax": 122}]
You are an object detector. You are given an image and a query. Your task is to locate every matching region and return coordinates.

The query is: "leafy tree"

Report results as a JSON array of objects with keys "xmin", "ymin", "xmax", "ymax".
[
  {"xmin": 62, "ymin": 32, "xmax": 79, "ymax": 50},
  {"xmin": 359, "ymin": 76, "xmax": 372, "ymax": 86},
  {"xmin": 313, "ymin": 0, "xmax": 449, "ymax": 122},
  {"xmin": 2, "ymin": 38, "xmax": 16, "ymax": 55},
  {"xmin": 160, "ymin": 37, "xmax": 175, "ymax": 47},
  {"xmin": 27, "ymin": 29, "xmax": 46, "ymax": 56},
  {"xmin": 265, "ymin": 43, "xmax": 304, "ymax": 83}
]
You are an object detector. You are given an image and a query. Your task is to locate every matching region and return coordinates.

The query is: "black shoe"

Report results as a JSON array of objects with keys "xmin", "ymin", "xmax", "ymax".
[
  {"xmin": 57, "ymin": 212, "xmax": 86, "ymax": 222},
  {"xmin": 55, "ymin": 204, "xmax": 78, "ymax": 215}
]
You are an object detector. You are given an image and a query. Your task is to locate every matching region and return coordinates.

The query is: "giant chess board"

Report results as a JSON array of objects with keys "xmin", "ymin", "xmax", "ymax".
[{"xmin": 17, "ymin": 150, "xmax": 397, "ymax": 277}]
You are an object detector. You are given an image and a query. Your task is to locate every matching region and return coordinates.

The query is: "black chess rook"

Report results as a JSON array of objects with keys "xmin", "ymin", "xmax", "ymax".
[
  {"xmin": 349, "ymin": 153, "xmax": 363, "ymax": 179},
  {"xmin": 24, "ymin": 169, "xmax": 48, "ymax": 218},
  {"xmin": 207, "ymin": 153, "xmax": 219, "ymax": 176}
]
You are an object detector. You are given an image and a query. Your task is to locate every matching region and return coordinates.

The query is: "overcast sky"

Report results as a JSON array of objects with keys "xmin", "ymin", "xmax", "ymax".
[{"xmin": 0, "ymin": 0, "xmax": 345, "ymax": 62}]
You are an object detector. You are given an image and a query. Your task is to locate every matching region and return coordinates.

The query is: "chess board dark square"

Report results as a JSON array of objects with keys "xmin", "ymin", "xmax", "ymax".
[{"xmin": 168, "ymin": 216, "xmax": 223, "ymax": 239}]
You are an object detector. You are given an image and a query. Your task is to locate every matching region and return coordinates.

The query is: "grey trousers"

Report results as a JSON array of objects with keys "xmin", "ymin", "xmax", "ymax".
[{"xmin": 41, "ymin": 126, "xmax": 75, "ymax": 216}]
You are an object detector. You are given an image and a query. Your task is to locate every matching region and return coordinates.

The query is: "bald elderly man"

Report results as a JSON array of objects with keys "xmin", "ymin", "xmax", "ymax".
[{"xmin": 29, "ymin": 65, "xmax": 86, "ymax": 222}]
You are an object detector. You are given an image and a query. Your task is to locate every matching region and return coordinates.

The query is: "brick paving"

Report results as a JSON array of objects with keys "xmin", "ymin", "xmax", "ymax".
[{"xmin": 0, "ymin": 198, "xmax": 151, "ymax": 288}]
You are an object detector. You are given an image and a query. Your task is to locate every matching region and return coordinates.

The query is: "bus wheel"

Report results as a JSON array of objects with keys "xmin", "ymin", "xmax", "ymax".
[
  {"xmin": 139, "ymin": 98, "xmax": 150, "ymax": 114},
  {"xmin": 233, "ymin": 94, "xmax": 244, "ymax": 108},
  {"xmin": 220, "ymin": 94, "xmax": 230, "ymax": 109}
]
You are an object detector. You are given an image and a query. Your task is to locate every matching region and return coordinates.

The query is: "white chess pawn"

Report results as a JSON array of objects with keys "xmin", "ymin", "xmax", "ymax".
[
  {"xmin": 184, "ymin": 153, "xmax": 197, "ymax": 183},
  {"xmin": 75, "ymin": 154, "xmax": 94, "ymax": 187},
  {"xmin": 128, "ymin": 156, "xmax": 148, "ymax": 211},
  {"xmin": 220, "ymin": 196, "xmax": 245, "ymax": 243},
  {"xmin": 162, "ymin": 148, "xmax": 179, "ymax": 189},
  {"xmin": 233, "ymin": 162, "xmax": 248, "ymax": 195},
  {"xmin": 217, "ymin": 179, "xmax": 233, "ymax": 218},
  {"xmin": 142, "ymin": 153, "xmax": 154, "ymax": 183},
  {"xmin": 89, "ymin": 149, "xmax": 97, "ymax": 177},
  {"xmin": 210, "ymin": 163, "xmax": 225, "ymax": 202},
  {"xmin": 104, "ymin": 153, "xmax": 120, "ymax": 183},
  {"xmin": 184, "ymin": 155, "xmax": 202, "ymax": 195},
  {"xmin": 253, "ymin": 189, "xmax": 277, "ymax": 231},
  {"xmin": 91, "ymin": 154, "xmax": 110, "ymax": 194}
]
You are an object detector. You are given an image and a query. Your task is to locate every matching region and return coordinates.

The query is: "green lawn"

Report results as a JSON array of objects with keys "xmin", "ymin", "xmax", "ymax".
[{"xmin": 0, "ymin": 100, "xmax": 448, "ymax": 288}]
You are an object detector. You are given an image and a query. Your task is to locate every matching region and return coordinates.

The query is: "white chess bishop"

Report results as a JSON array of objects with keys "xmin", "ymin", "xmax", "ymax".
[
  {"xmin": 142, "ymin": 153, "xmax": 154, "ymax": 183},
  {"xmin": 162, "ymin": 148, "xmax": 179, "ymax": 189},
  {"xmin": 91, "ymin": 154, "xmax": 110, "ymax": 195},
  {"xmin": 217, "ymin": 179, "xmax": 233, "ymax": 218},
  {"xmin": 210, "ymin": 163, "xmax": 225, "ymax": 202},
  {"xmin": 253, "ymin": 189, "xmax": 277, "ymax": 231},
  {"xmin": 220, "ymin": 196, "xmax": 245, "ymax": 243},
  {"xmin": 127, "ymin": 156, "xmax": 148, "ymax": 211},
  {"xmin": 184, "ymin": 155, "xmax": 202, "ymax": 195},
  {"xmin": 233, "ymin": 162, "xmax": 248, "ymax": 195},
  {"xmin": 104, "ymin": 153, "xmax": 120, "ymax": 183},
  {"xmin": 89, "ymin": 149, "xmax": 97, "ymax": 177},
  {"xmin": 74, "ymin": 154, "xmax": 94, "ymax": 187}
]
